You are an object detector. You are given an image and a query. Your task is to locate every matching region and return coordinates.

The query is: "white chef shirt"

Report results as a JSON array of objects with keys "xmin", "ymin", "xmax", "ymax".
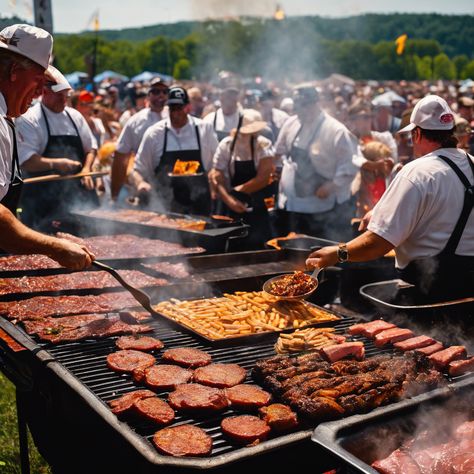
[
  {"xmin": 368, "ymin": 148, "xmax": 474, "ymax": 269},
  {"xmin": 134, "ymin": 116, "xmax": 218, "ymax": 180},
  {"xmin": 212, "ymin": 135, "xmax": 274, "ymax": 187},
  {"xmin": 0, "ymin": 92, "xmax": 13, "ymax": 201},
  {"xmin": 203, "ymin": 108, "xmax": 242, "ymax": 137},
  {"xmin": 16, "ymin": 103, "xmax": 97, "ymax": 165},
  {"xmin": 115, "ymin": 107, "xmax": 167, "ymax": 155},
  {"xmin": 275, "ymin": 112, "xmax": 357, "ymax": 213}
]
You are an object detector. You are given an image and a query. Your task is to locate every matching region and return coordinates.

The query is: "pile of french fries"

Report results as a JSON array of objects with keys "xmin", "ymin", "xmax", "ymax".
[
  {"xmin": 154, "ymin": 291, "xmax": 339, "ymax": 340},
  {"xmin": 275, "ymin": 327, "xmax": 346, "ymax": 354}
]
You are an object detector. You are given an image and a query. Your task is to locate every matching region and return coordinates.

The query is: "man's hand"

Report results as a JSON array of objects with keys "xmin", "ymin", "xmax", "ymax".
[
  {"xmin": 228, "ymin": 198, "xmax": 248, "ymax": 214},
  {"xmin": 315, "ymin": 181, "xmax": 334, "ymax": 199},
  {"xmin": 305, "ymin": 245, "xmax": 338, "ymax": 270},
  {"xmin": 50, "ymin": 240, "xmax": 95, "ymax": 270},
  {"xmin": 358, "ymin": 209, "xmax": 373, "ymax": 231},
  {"xmin": 53, "ymin": 159, "xmax": 82, "ymax": 175}
]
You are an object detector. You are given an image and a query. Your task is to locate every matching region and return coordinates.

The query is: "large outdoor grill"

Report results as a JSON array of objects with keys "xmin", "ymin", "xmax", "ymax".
[
  {"xmin": 0, "ymin": 249, "xmax": 472, "ymax": 473},
  {"xmin": 70, "ymin": 209, "xmax": 249, "ymax": 253}
]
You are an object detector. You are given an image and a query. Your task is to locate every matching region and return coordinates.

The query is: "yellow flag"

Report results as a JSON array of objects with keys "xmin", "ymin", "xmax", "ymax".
[
  {"xmin": 395, "ymin": 34, "xmax": 407, "ymax": 55},
  {"xmin": 93, "ymin": 11, "xmax": 100, "ymax": 32}
]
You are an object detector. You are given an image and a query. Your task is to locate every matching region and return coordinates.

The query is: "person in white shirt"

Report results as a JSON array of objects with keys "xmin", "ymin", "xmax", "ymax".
[
  {"xmin": 0, "ymin": 23, "xmax": 93, "ymax": 269},
  {"xmin": 258, "ymin": 89, "xmax": 289, "ymax": 143},
  {"xmin": 110, "ymin": 77, "xmax": 169, "ymax": 201},
  {"xmin": 16, "ymin": 65, "xmax": 98, "ymax": 229},
  {"xmin": 132, "ymin": 86, "xmax": 218, "ymax": 215},
  {"xmin": 307, "ymin": 95, "xmax": 474, "ymax": 301},
  {"xmin": 275, "ymin": 84, "xmax": 357, "ymax": 240},
  {"xmin": 211, "ymin": 109, "xmax": 275, "ymax": 249},
  {"xmin": 203, "ymin": 87, "xmax": 243, "ymax": 142}
]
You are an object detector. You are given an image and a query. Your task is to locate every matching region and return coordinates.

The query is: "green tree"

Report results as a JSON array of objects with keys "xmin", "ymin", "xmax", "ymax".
[
  {"xmin": 432, "ymin": 53, "xmax": 456, "ymax": 80},
  {"xmin": 173, "ymin": 58, "xmax": 192, "ymax": 79},
  {"xmin": 414, "ymin": 55, "xmax": 433, "ymax": 80},
  {"xmin": 462, "ymin": 60, "xmax": 474, "ymax": 80}
]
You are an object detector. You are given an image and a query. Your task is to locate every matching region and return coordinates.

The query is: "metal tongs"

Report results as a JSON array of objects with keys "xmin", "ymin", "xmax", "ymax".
[
  {"xmin": 262, "ymin": 267, "xmax": 323, "ymax": 301},
  {"xmin": 92, "ymin": 261, "xmax": 153, "ymax": 313}
]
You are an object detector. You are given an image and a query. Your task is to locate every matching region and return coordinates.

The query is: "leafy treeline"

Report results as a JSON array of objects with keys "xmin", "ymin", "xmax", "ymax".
[{"xmin": 2, "ymin": 14, "xmax": 474, "ymax": 81}]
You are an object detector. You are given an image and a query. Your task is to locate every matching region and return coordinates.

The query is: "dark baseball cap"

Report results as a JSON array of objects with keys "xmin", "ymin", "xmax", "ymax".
[
  {"xmin": 167, "ymin": 86, "xmax": 189, "ymax": 105},
  {"xmin": 149, "ymin": 77, "xmax": 169, "ymax": 88},
  {"xmin": 293, "ymin": 84, "xmax": 319, "ymax": 104}
]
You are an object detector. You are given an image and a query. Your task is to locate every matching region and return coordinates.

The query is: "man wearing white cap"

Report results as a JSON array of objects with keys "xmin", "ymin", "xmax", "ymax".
[
  {"xmin": 16, "ymin": 64, "xmax": 99, "ymax": 229},
  {"xmin": 307, "ymin": 95, "xmax": 474, "ymax": 301},
  {"xmin": 0, "ymin": 24, "xmax": 94, "ymax": 269}
]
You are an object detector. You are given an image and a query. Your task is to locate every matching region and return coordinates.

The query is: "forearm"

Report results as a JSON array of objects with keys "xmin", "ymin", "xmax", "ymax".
[
  {"xmin": 81, "ymin": 150, "xmax": 96, "ymax": 171},
  {"xmin": 130, "ymin": 170, "xmax": 147, "ymax": 189},
  {"xmin": 21, "ymin": 153, "xmax": 55, "ymax": 173},
  {"xmin": 235, "ymin": 175, "xmax": 270, "ymax": 194},
  {"xmin": 347, "ymin": 231, "xmax": 394, "ymax": 262},
  {"xmin": 0, "ymin": 205, "xmax": 61, "ymax": 256},
  {"xmin": 111, "ymin": 152, "xmax": 131, "ymax": 199}
]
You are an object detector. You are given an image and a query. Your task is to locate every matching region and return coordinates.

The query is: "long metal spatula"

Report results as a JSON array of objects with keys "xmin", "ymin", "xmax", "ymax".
[{"xmin": 92, "ymin": 260, "xmax": 153, "ymax": 313}]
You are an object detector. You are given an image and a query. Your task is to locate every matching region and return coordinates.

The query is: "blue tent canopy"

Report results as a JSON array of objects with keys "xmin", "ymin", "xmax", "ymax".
[
  {"xmin": 131, "ymin": 71, "xmax": 173, "ymax": 83},
  {"xmin": 64, "ymin": 71, "xmax": 88, "ymax": 88},
  {"xmin": 93, "ymin": 70, "xmax": 129, "ymax": 83}
]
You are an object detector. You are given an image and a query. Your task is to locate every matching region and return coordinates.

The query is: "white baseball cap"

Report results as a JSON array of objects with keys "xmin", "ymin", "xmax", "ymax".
[
  {"xmin": 0, "ymin": 24, "xmax": 52, "ymax": 70},
  {"xmin": 45, "ymin": 65, "xmax": 71, "ymax": 93},
  {"xmin": 398, "ymin": 95, "xmax": 455, "ymax": 134}
]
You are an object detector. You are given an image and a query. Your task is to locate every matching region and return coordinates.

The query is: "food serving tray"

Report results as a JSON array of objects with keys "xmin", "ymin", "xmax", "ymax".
[
  {"xmin": 149, "ymin": 274, "xmax": 345, "ymax": 347},
  {"xmin": 311, "ymin": 376, "xmax": 474, "ymax": 474}
]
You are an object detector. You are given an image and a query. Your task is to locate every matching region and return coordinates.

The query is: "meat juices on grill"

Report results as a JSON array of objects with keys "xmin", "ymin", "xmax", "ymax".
[
  {"xmin": 168, "ymin": 383, "xmax": 228, "ymax": 412},
  {"xmin": 153, "ymin": 424, "xmax": 212, "ymax": 457},
  {"xmin": 115, "ymin": 335, "xmax": 164, "ymax": 352},
  {"xmin": 221, "ymin": 415, "xmax": 271, "ymax": 444},
  {"xmin": 348, "ymin": 320, "xmax": 396, "ymax": 337},
  {"xmin": 133, "ymin": 397, "xmax": 175, "ymax": 425},
  {"xmin": 108, "ymin": 389, "xmax": 156, "ymax": 415},
  {"xmin": 449, "ymin": 357, "xmax": 474, "ymax": 377},
  {"xmin": 428, "ymin": 346, "xmax": 467, "ymax": 370},
  {"xmin": 144, "ymin": 365, "xmax": 193, "ymax": 391},
  {"xmin": 106, "ymin": 350, "xmax": 156, "ymax": 373},
  {"xmin": 259, "ymin": 404, "xmax": 298, "ymax": 432},
  {"xmin": 224, "ymin": 384, "xmax": 271, "ymax": 409},
  {"xmin": 192, "ymin": 363, "xmax": 246, "ymax": 388},
  {"xmin": 161, "ymin": 347, "xmax": 212, "ymax": 368}
]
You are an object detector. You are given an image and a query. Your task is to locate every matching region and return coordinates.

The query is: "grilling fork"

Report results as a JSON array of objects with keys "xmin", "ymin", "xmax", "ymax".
[{"xmin": 92, "ymin": 261, "xmax": 153, "ymax": 313}]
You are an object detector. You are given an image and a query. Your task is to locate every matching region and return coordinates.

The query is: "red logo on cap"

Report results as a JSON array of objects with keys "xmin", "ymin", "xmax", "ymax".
[{"xmin": 440, "ymin": 113, "xmax": 453, "ymax": 124}]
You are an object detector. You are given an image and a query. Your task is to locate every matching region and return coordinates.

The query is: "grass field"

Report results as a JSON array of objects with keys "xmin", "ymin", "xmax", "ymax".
[{"xmin": 0, "ymin": 372, "xmax": 51, "ymax": 474}]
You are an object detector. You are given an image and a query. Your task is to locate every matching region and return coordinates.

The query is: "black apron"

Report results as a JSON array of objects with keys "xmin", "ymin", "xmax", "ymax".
[
  {"xmin": 400, "ymin": 153, "xmax": 474, "ymax": 300},
  {"xmin": 154, "ymin": 122, "xmax": 211, "ymax": 215},
  {"xmin": 289, "ymin": 119, "xmax": 327, "ymax": 199},
  {"xmin": 225, "ymin": 136, "xmax": 272, "ymax": 249},
  {"xmin": 213, "ymin": 109, "xmax": 243, "ymax": 142},
  {"xmin": 20, "ymin": 106, "xmax": 98, "ymax": 230},
  {"xmin": 1, "ymin": 117, "xmax": 23, "ymax": 216}
]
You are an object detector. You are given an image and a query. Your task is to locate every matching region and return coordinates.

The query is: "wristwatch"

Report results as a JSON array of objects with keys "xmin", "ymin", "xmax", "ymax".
[{"xmin": 337, "ymin": 243, "xmax": 349, "ymax": 263}]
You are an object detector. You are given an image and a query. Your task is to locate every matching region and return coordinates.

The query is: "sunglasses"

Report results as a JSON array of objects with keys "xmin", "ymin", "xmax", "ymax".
[{"xmin": 149, "ymin": 88, "xmax": 169, "ymax": 96}]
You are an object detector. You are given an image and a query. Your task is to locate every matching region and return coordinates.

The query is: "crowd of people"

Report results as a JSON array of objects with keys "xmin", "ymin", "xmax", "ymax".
[{"xmin": 0, "ymin": 24, "xmax": 473, "ymax": 300}]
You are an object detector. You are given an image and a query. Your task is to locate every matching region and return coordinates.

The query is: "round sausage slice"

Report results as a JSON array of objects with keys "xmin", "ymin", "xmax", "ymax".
[
  {"xmin": 168, "ymin": 383, "xmax": 228, "ymax": 412},
  {"xmin": 162, "ymin": 347, "xmax": 211, "ymax": 368},
  {"xmin": 134, "ymin": 397, "xmax": 175, "ymax": 425},
  {"xmin": 221, "ymin": 415, "xmax": 270, "ymax": 444},
  {"xmin": 116, "ymin": 335, "xmax": 164, "ymax": 352},
  {"xmin": 224, "ymin": 384, "xmax": 271, "ymax": 409},
  {"xmin": 153, "ymin": 424, "xmax": 212, "ymax": 457},
  {"xmin": 109, "ymin": 389, "xmax": 156, "ymax": 415},
  {"xmin": 145, "ymin": 365, "xmax": 193, "ymax": 391},
  {"xmin": 192, "ymin": 363, "xmax": 246, "ymax": 388},
  {"xmin": 107, "ymin": 350, "xmax": 155, "ymax": 374}
]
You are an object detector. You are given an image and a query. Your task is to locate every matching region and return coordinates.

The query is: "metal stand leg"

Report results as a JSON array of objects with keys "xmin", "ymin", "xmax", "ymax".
[{"xmin": 15, "ymin": 390, "xmax": 30, "ymax": 474}]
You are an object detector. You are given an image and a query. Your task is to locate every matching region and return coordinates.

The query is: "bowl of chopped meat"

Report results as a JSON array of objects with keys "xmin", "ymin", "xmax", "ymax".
[{"xmin": 263, "ymin": 271, "xmax": 319, "ymax": 301}]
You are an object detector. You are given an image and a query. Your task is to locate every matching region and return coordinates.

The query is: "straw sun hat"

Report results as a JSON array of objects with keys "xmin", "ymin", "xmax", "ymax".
[{"xmin": 238, "ymin": 109, "xmax": 268, "ymax": 135}]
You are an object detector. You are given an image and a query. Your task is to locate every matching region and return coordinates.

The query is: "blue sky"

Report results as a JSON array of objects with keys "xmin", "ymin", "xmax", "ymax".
[{"xmin": 1, "ymin": 0, "xmax": 473, "ymax": 33}]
